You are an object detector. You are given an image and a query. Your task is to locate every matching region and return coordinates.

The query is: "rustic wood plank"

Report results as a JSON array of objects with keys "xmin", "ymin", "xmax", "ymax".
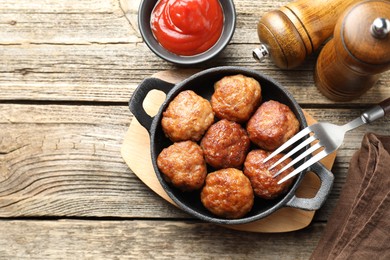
[
  {"xmin": 1, "ymin": 0, "xmax": 388, "ymax": 103},
  {"xmin": 0, "ymin": 43, "xmax": 388, "ymax": 102},
  {"xmin": 0, "ymin": 0, "xmax": 139, "ymax": 44},
  {"xmin": 0, "ymin": 104, "xmax": 388, "ymax": 219},
  {"xmin": 0, "ymin": 219, "xmax": 325, "ymax": 259},
  {"xmin": 0, "ymin": 104, "xmax": 184, "ymax": 218},
  {"xmin": 0, "ymin": 0, "xmax": 287, "ymax": 45}
]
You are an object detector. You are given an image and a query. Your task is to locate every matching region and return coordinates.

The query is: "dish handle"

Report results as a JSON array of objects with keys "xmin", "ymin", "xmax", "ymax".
[
  {"xmin": 286, "ymin": 162, "xmax": 334, "ymax": 211},
  {"xmin": 129, "ymin": 77, "xmax": 174, "ymax": 132}
]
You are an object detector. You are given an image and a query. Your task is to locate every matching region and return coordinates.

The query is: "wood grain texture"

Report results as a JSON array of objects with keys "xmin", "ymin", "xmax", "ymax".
[
  {"xmin": 0, "ymin": 0, "xmax": 388, "ymax": 103},
  {"xmin": 0, "ymin": 104, "xmax": 388, "ymax": 219},
  {"xmin": 257, "ymin": 0, "xmax": 361, "ymax": 69},
  {"xmin": 0, "ymin": 220, "xmax": 325, "ymax": 259},
  {"xmin": 315, "ymin": 1, "xmax": 390, "ymax": 101},
  {"xmin": 0, "ymin": 0, "xmax": 139, "ymax": 45}
]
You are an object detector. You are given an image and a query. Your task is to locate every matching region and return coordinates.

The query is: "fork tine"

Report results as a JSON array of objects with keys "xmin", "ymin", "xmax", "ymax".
[
  {"xmin": 263, "ymin": 126, "xmax": 313, "ymax": 163},
  {"xmin": 277, "ymin": 149, "xmax": 329, "ymax": 184},
  {"xmin": 269, "ymin": 135, "xmax": 317, "ymax": 171},
  {"xmin": 272, "ymin": 142, "xmax": 322, "ymax": 178}
]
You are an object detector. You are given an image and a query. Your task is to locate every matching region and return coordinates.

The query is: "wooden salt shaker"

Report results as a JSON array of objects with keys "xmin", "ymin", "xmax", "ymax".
[
  {"xmin": 253, "ymin": 0, "xmax": 360, "ymax": 69},
  {"xmin": 315, "ymin": 0, "xmax": 390, "ymax": 101}
]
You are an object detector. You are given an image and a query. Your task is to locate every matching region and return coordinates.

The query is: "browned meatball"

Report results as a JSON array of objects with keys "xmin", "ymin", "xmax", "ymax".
[
  {"xmin": 200, "ymin": 119, "xmax": 250, "ymax": 169},
  {"xmin": 243, "ymin": 149, "xmax": 294, "ymax": 199},
  {"xmin": 201, "ymin": 168, "xmax": 254, "ymax": 219},
  {"xmin": 161, "ymin": 90, "xmax": 214, "ymax": 142},
  {"xmin": 247, "ymin": 100, "xmax": 299, "ymax": 151},
  {"xmin": 157, "ymin": 141, "xmax": 207, "ymax": 192},
  {"xmin": 211, "ymin": 74, "xmax": 262, "ymax": 123}
]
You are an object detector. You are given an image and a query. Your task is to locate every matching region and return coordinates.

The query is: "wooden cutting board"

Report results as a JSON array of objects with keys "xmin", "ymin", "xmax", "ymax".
[{"xmin": 121, "ymin": 70, "xmax": 336, "ymax": 233}]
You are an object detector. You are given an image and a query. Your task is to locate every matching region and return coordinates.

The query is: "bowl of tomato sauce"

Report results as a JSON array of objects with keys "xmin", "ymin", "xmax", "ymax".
[{"xmin": 138, "ymin": 0, "xmax": 236, "ymax": 65}]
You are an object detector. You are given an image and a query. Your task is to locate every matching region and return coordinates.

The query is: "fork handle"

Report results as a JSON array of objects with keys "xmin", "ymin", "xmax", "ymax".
[
  {"xmin": 362, "ymin": 97, "xmax": 390, "ymax": 123},
  {"xmin": 379, "ymin": 97, "xmax": 390, "ymax": 115}
]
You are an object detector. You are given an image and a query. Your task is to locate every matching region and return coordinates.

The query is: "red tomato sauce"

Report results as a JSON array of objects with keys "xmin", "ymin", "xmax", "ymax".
[{"xmin": 150, "ymin": 0, "xmax": 224, "ymax": 56}]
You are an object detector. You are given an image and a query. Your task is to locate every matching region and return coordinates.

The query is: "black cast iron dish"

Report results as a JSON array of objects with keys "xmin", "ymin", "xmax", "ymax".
[
  {"xmin": 138, "ymin": 0, "xmax": 236, "ymax": 65},
  {"xmin": 129, "ymin": 66, "xmax": 334, "ymax": 225}
]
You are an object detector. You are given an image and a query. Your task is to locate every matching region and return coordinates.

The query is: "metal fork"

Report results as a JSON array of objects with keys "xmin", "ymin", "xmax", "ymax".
[{"xmin": 264, "ymin": 97, "xmax": 390, "ymax": 184}]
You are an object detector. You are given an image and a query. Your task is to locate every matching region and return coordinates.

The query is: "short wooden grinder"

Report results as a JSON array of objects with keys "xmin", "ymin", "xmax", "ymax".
[
  {"xmin": 314, "ymin": 0, "xmax": 390, "ymax": 101},
  {"xmin": 253, "ymin": 0, "xmax": 361, "ymax": 69}
]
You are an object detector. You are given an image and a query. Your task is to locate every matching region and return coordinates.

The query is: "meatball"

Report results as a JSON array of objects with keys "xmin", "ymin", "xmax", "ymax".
[
  {"xmin": 243, "ymin": 149, "xmax": 294, "ymax": 199},
  {"xmin": 157, "ymin": 141, "xmax": 207, "ymax": 192},
  {"xmin": 200, "ymin": 119, "xmax": 250, "ymax": 169},
  {"xmin": 211, "ymin": 74, "xmax": 262, "ymax": 123},
  {"xmin": 201, "ymin": 168, "xmax": 254, "ymax": 219},
  {"xmin": 161, "ymin": 90, "xmax": 214, "ymax": 142},
  {"xmin": 247, "ymin": 100, "xmax": 299, "ymax": 151}
]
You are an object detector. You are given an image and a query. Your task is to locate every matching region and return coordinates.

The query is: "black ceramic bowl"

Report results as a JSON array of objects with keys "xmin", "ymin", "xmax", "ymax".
[
  {"xmin": 129, "ymin": 66, "xmax": 334, "ymax": 225},
  {"xmin": 138, "ymin": 0, "xmax": 236, "ymax": 65}
]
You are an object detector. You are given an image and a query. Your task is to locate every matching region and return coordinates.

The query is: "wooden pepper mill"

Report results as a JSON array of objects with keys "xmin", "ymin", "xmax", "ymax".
[
  {"xmin": 315, "ymin": 0, "xmax": 390, "ymax": 101},
  {"xmin": 253, "ymin": 0, "xmax": 361, "ymax": 69}
]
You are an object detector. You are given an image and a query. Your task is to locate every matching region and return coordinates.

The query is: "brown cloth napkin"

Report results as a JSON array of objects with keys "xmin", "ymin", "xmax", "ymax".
[{"xmin": 311, "ymin": 133, "xmax": 390, "ymax": 260}]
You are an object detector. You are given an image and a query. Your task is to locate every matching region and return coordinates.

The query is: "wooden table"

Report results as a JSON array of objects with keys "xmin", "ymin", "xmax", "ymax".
[{"xmin": 0, "ymin": 0, "xmax": 389, "ymax": 259}]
